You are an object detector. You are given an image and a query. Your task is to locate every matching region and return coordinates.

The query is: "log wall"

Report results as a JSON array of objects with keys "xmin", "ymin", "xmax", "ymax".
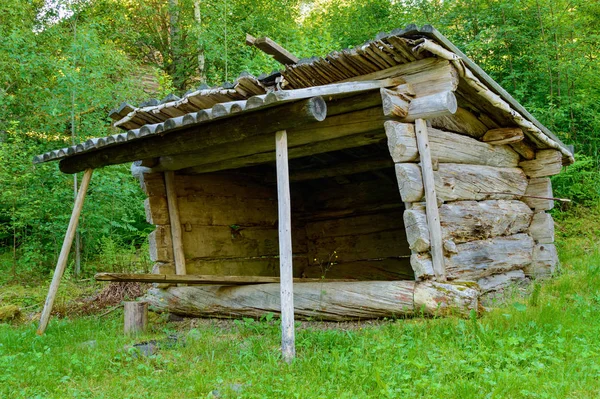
[
  {"xmin": 141, "ymin": 171, "xmax": 308, "ymax": 279},
  {"xmin": 387, "ymin": 120, "xmax": 560, "ymax": 290}
]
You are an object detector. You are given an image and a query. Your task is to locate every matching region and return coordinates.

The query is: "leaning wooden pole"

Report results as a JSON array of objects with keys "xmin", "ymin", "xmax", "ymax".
[
  {"xmin": 414, "ymin": 119, "xmax": 446, "ymax": 281},
  {"xmin": 164, "ymin": 171, "xmax": 187, "ymax": 276},
  {"xmin": 37, "ymin": 168, "xmax": 93, "ymax": 335},
  {"xmin": 275, "ymin": 129, "xmax": 295, "ymax": 363}
]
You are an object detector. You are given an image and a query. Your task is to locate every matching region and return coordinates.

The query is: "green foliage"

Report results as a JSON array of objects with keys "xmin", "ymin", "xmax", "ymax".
[
  {"xmin": 1, "ymin": 205, "xmax": 600, "ymax": 397},
  {"xmin": 552, "ymin": 154, "xmax": 600, "ymax": 207}
]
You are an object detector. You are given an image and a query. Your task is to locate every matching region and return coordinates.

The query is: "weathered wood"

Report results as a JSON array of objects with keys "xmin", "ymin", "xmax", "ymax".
[
  {"xmin": 519, "ymin": 150, "xmax": 563, "ymax": 178},
  {"xmin": 385, "ymin": 121, "xmax": 519, "ymax": 167},
  {"xmin": 153, "ymin": 106, "xmax": 384, "ymax": 172},
  {"xmin": 124, "ymin": 301, "xmax": 148, "ymax": 336},
  {"xmin": 524, "ymin": 244, "xmax": 558, "ymax": 279},
  {"xmin": 275, "ymin": 129, "xmax": 295, "ymax": 363},
  {"xmin": 394, "ymin": 163, "xmax": 528, "ymax": 203},
  {"xmin": 482, "ymin": 128, "xmax": 524, "ymax": 145},
  {"xmin": 415, "ymin": 119, "xmax": 446, "ymax": 281},
  {"xmin": 37, "ymin": 169, "xmax": 93, "ymax": 335},
  {"xmin": 302, "ymin": 258, "xmax": 414, "ymax": 281},
  {"xmin": 477, "ymin": 270, "xmax": 526, "ymax": 293},
  {"xmin": 96, "ymin": 273, "xmax": 354, "ymax": 284},
  {"xmin": 410, "ymin": 233, "xmax": 534, "ymax": 280},
  {"xmin": 288, "ymin": 158, "xmax": 393, "ymax": 182},
  {"xmin": 253, "ymin": 36, "xmax": 299, "ymax": 65},
  {"xmin": 144, "ymin": 280, "xmax": 480, "ymax": 320},
  {"xmin": 403, "ymin": 91, "xmax": 457, "ymax": 122},
  {"xmin": 510, "ymin": 140, "xmax": 536, "ymax": 160},
  {"xmin": 380, "ymin": 86, "xmax": 413, "ymax": 118},
  {"xmin": 165, "ymin": 171, "xmax": 186, "ymax": 276},
  {"xmin": 59, "ymin": 97, "xmax": 327, "ymax": 174},
  {"xmin": 404, "ymin": 200, "xmax": 533, "ymax": 252},
  {"xmin": 430, "ymin": 107, "xmax": 488, "ymax": 139},
  {"xmin": 529, "ymin": 212, "xmax": 555, "ymax": 244},
  {"xmin": 523, "ymin": 178, "xmax": 554, "ymax": 211}
]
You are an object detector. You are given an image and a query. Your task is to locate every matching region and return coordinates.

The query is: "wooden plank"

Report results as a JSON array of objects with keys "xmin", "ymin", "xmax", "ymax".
[
  {"xmin": 165, "ymin": 172, "xmax": 187, "ymax": 276},
  {"xmin": 482, "ymin": 127, "xmax": 524, "ymax": 145},
  {"xmin": 95, "ymin": 273, "xmax": 354, "ymax": 284},
  {"xmin": 404, "ymin": 200, "xmax": 533, "ymax": 252},
  {"xmin": 410, "ymin": 233, "xmax": 534, "ymax": 280},
  {"xmin": 519, "ymin": 150, "xmax": 563, "ymax": 177},
  {"xmin": 395, "ymin": 163, "xmax": 528, "ymax": 203},
  {"xmin": 415, "ymin": 119, "xmax": 446, "ymax": 281},
  {"xmin": 385, "ymin": 121, "xmax": 519, "ymax": 167},
  {"xmin": 275, "ymin": 129, "xmax": 295, "ymax": 363},
  {"xmin": 145, "ymin": 280, "xmax": 479, "ymax": 320},
  {"xmin": 37, "ymin": 168, "xmax": 94, "ymax": 335},
  {"xmin": 253, "ymin": 36, "xmax": 299, "ymax": 65}
]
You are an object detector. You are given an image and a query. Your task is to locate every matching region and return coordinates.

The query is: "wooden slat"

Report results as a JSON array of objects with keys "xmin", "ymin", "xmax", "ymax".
[
  {"xmin": 275, "ymin": 129, "xmax": 295, "ymax": 363},
  {"xmin": 414, "ymin": 119, "xmax": 446, "ymax": 281},
  {"xmin": 95, "ymin": 273, "xmax": 355, "ymax": 284}
]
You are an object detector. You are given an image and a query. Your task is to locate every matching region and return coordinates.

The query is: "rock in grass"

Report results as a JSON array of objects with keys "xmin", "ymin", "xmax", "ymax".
[{"xmin": 0, "ymin": 305, "xmax": 20, "ymax": 322}]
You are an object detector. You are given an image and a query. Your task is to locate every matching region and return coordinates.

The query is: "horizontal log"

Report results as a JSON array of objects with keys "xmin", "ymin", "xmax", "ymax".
[
  {"xmin": 524, "ymin": 243, "xmax": 558, "ymax": 279},
  {"xmin": 305, "ymin": 210, "xmax": 404, "ymax": 240},
  {"xmin": 509, "ymin": 140, "xmax": 536, "ymax": 160},
  {"xmin": 153, "ymin": 106, "xmax": 387, "ymax": 172},
  {"xmin": 403, "ymin": 91, "xmax": 457, "ymax": 122},
  {"xmin": 59, "ymin": 97, "xmax": 327, "ymax": 174},
  {"xmin": 477, "ymin": 270, "xmax": 526, "ymax": 294},
  {"xmin": 523, "ymin": 178, "xmax": 554, "ymax": 211},
  {"xmin": 482, "ymin": 128, "xmax": 524, "ymax": 145},
  {"xmin": 404, "ymin": 200, "xmax": 533, "ymax": 252},
  {"xmin": 380, "ymin": 85, "xmax": 414, "ymax": 118},
  {"xmin": 385, "ymin": 121, "xmax": 519, "ymax": 167},
  {"xmin": 95, "ymin": 273, "xmax": 354, "ymax": 285},
  {"xmin": 518, "ymin": 150, "xmax": 563, "ymax": 178},
  {"xmin": 528, "ymin": 212, "xmax": 555, "ymax": 244},
  {"xmin": 395, "ymin": 163, "xmax": 528, "ymax": 203},
  {"xmin": 144, "ymin": 280, "xmax": 480, "ymax": 320},
  {"xmin": 411, "ymin": 233, "xmax": 534, "ymax": 280},
  {"xmin": 302, "ymin": 258, "xmax": 414, "ymax": 281}
]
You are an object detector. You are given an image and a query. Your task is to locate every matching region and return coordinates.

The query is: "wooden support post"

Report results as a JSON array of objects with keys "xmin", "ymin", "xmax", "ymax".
[
  {"xmin": 275, "ymin": 129, "xmax": 295, "ymax": 363},
  {"xmin": 37, "ymin": 168, "xmax": 93, "ymax": 335},
  {"xmin": 414, "ymin": 119, "xmax": 446, "ymax": 281},
  {"xmin": 124, "ymin": 301, "xmax": 148, "ymax": 336},
  {"xmin": 164, "ymin": 171, "xmax": 187, "ymax": 276}
]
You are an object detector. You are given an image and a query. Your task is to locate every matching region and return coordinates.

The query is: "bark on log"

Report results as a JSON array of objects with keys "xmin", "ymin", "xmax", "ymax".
[
  {"xmin": 404, "ymin": 200, "xmax": 533, "ymax": 252},
  {"xmin": 385, "ymin": 121, "xmax": 519, "ymax": 167},
  {"xmin": 518, "ymin": 150, "xmax": 563, "ymax": 178},
  {"xmin": 528, "ymin": 212, "xmax": 555, "ymax": 244},
  {"xmin": 394, "ymin": 163, "xmax": 528, "ymax": 203},
  {"xmin": 59, "ymin": 97, "xmax": 327, "ymax": 174},
  {"xmin": 144, "ymin": 280, "xmax": 480, "ymax": 320},
  {"xmin": 410, "ymin": 233, "xmax": 534, "ymax": 280}
]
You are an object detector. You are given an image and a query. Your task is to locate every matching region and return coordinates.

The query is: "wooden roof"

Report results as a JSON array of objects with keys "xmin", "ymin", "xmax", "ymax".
[{"xmin": 34, "ymin": 24, "xmax": 573, "ymax": 168}]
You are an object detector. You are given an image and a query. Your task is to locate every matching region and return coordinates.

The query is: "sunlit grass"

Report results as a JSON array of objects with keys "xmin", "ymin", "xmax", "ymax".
[{"xmin": 1, "ymin": 207, "xmax": 600, "ymax": 398}]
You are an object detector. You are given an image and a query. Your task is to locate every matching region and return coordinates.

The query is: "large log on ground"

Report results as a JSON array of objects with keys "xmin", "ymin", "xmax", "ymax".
[
  {"xmin": 403, "ymin": 200, "xmax": 533, "ymax": 252},
  {"xmin": 144, "ymin": 280, "xmax": 480, "ymax": 320},
  {"xmin": 385, "ymin": 121, "xmax": 519, "ymax": 167},
  {"xmin": 395, "ymin": 163, "xmax": 528, "ymax": 203},
  {"xmin": 59, "ymin": 97, "xmax": 327, "ymax": 174},
  {"xmin": 410, "ymin": 233, "xmax": 534, "ymax": 280}
]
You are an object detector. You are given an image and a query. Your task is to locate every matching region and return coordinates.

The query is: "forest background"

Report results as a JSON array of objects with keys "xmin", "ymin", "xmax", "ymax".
[{"xmin": 1, "ymin": 0, "xmax": 599, "ymax": 280}]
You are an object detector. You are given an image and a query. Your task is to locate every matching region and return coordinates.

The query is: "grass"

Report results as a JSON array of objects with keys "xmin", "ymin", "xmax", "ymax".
[{"xmin": 1, "ymin": 206, "xmax": 600, "ymax": 398}]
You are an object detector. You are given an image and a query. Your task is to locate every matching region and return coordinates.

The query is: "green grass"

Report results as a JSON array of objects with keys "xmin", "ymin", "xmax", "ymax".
[{"xmin": 1, "ymin": 207, "xmax": 600, "ymax": 398}]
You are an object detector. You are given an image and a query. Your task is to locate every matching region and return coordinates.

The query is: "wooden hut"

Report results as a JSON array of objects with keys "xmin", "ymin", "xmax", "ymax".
[{"xmin": 35, "ymin": 25, "xmax": 570, "ymax": 336}]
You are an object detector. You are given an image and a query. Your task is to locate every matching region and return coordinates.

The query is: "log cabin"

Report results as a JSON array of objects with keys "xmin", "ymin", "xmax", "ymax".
[{"xmin": 34, "ymin": 26, "xmax": 571, "ymax": 345}]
